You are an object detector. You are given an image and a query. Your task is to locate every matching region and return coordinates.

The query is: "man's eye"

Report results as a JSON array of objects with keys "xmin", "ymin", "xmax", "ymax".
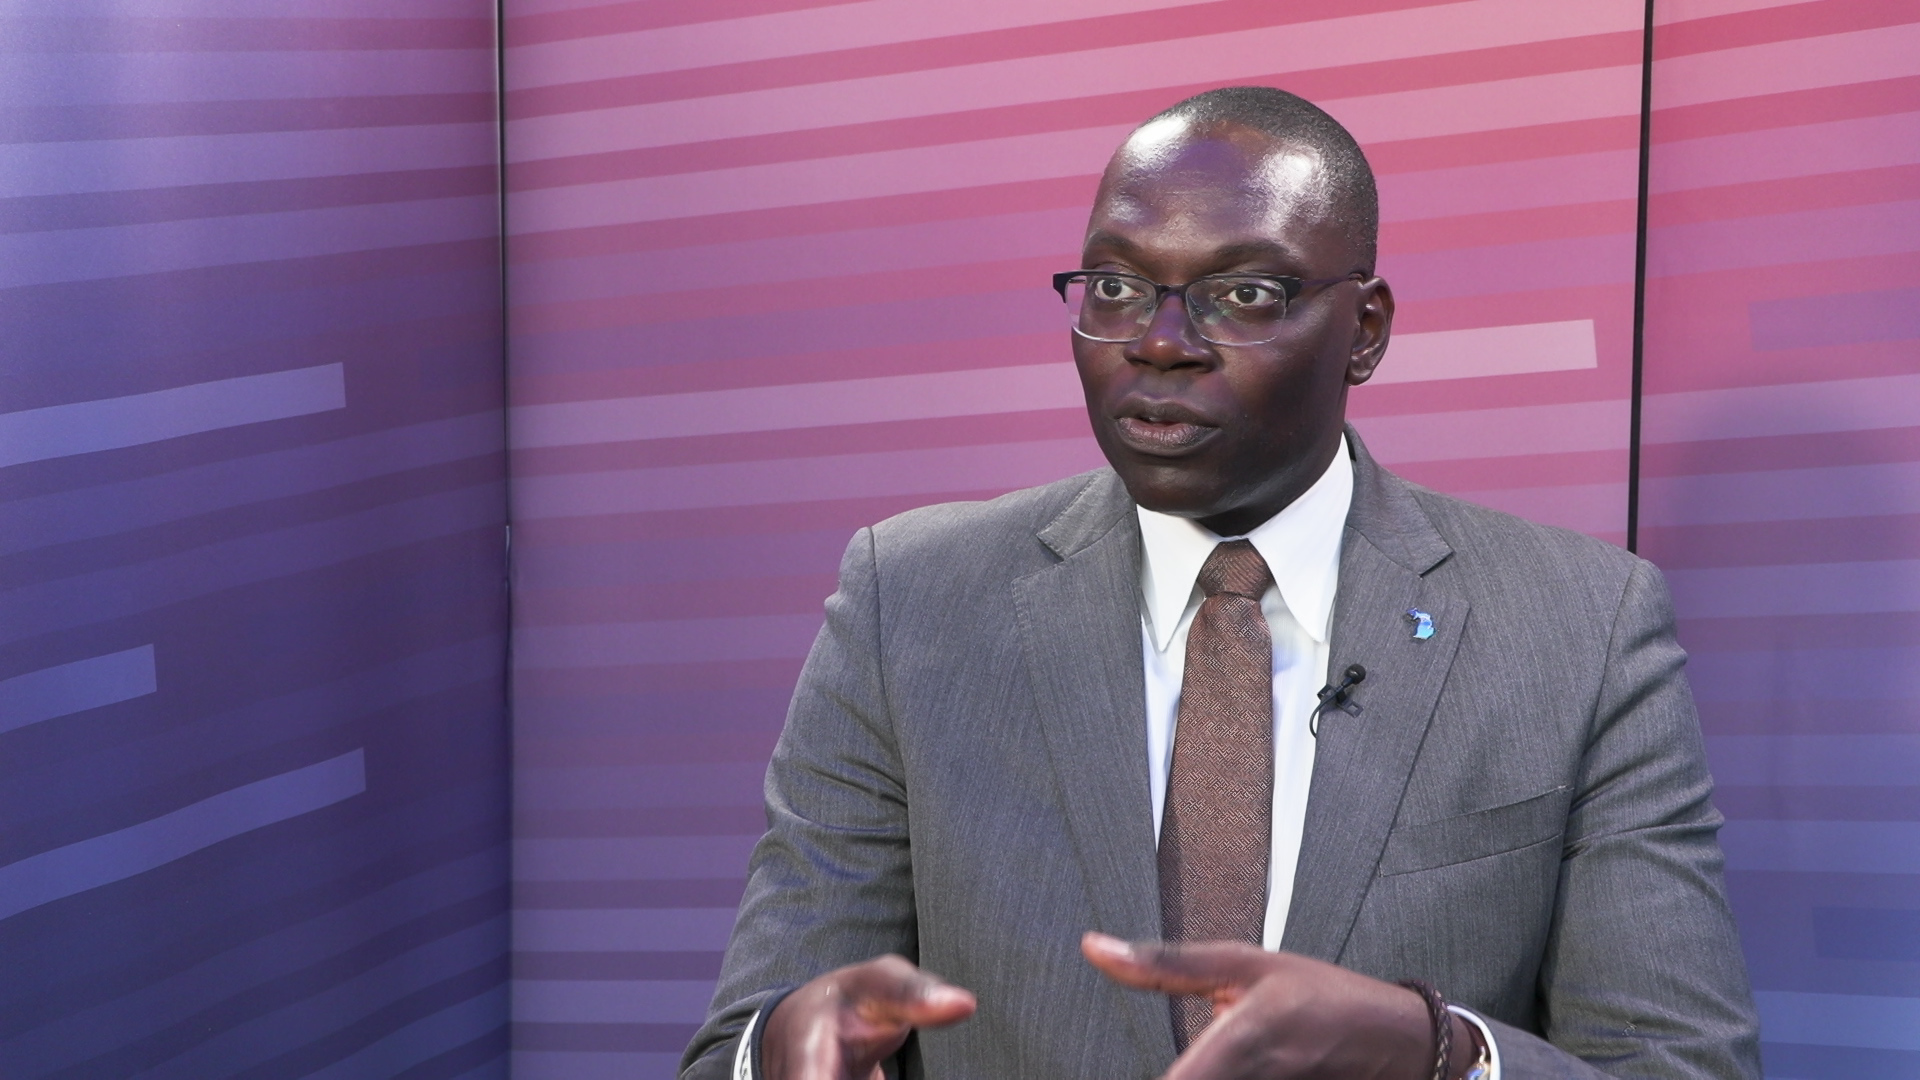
[
  {"xmin": 1090, "ymin": 277, "xmax": 1144, "ymax": 302},
  {"xmin": 1220, "ymin": 282, "xmax": 1282, "ymax": 309}
]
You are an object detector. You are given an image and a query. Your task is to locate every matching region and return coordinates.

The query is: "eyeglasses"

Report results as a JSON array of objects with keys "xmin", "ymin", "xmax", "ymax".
[{"xmin": 1051, "ymin": 270, "xmax": 1365, "ymax": 346}]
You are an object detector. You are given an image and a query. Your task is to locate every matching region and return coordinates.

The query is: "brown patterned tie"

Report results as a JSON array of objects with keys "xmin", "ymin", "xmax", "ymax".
[{"xmin": 1158, "ymin": 539, "xmax": 1275, "ymax": 1051}]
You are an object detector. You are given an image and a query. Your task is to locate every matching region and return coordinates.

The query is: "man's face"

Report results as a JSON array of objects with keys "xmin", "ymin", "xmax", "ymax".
[{"xmin": 1072, "ymin": 119, "xmax": 1392, "ymax": 537}]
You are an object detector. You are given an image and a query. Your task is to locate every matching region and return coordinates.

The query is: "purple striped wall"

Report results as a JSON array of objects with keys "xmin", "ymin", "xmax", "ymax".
[
  {"xmin": 0, "ymin": 4, "xmax": 511, "ymax": 1079},
  {"xmin": 501, "ymin": 3, "xmax": 1648, "ymax": 1075},
  {"xmin": 4, "ymin": 4, "xmax": 1911, "ymax": 1078},
  {"xmin": 1640, "ymin": 2, "xmax": 1920, "ymax": 1075}
]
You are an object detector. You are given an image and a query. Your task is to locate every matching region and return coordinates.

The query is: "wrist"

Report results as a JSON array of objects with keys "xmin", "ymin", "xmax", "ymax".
[
  {"xmin": 1396, "ymin": 980, "xmax": 1452, "ymax": 1080},
  {"xmin": 1397, "ymin": 980, "xmax": 1491, "ymax": 1080},
  {"xmin": 758, "ymin": 987, "xmax": 802, "ymax": 1080},
  {"xmin": 1444, "ymin": 1012, "xmax": 1478, "ymax": 1080}
]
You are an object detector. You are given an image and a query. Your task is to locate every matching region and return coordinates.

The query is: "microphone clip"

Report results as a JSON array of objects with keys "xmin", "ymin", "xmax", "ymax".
[{"xmin": 1311, "ymin": 663, "xmax": 1367, "ymax": 737}]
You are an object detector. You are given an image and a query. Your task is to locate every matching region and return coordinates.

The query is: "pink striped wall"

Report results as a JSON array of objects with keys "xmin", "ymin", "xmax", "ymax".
[
  {"xmin": 503, "ymin": 3, "xmax": 1647, "ymax": 1075},
  {"xmin": 1639, "ymin": 1, "xmax": 1920, "ymax": 1073}
]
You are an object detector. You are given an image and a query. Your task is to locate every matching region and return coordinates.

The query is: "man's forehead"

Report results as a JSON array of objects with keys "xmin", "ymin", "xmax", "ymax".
[{"xmin": 1098, "ymin": 120, "xmax": 1333, "ymax": 229}]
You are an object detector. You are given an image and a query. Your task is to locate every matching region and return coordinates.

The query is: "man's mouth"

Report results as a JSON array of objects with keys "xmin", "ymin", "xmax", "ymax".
[{"xmin": 1112, "ymin": 403, "xmax": 1218, "ymax": 454}]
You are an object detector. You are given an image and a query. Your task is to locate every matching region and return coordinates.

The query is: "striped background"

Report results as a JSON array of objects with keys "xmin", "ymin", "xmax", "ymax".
[
  {"xmin": 1640, "ymin": 1, "xmax": 1920, "ymax": 1075},
  {"xmin": 4, "ymin": 3, "xmax": 1910, "ymax": 1079},
  {"xmin": 501, "ymin": 2, "xmax": 1651, "ymax": 1076},
  {"xmin": 0, "ymin": 2, "xmax": 511, "ymax": 1078}
]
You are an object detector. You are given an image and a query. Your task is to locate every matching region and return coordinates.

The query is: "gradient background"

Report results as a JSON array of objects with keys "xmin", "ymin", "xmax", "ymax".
[
  {"xmin": 2, "ymin": 2, "xmax": 1915, "ymax": 1079},
  {"xmin": 0, "ymin": 2, "xmax": 513, "ymax": 1078},
  {"xmin": 1641, "ymin": 2, "xmax": 1920, "ymax": 1076}
]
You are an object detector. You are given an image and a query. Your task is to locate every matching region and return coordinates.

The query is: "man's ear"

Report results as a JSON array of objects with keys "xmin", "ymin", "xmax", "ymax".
[{"xmin": 1345, "ymin": 275, "xmax": 1395, "ymax": 386}]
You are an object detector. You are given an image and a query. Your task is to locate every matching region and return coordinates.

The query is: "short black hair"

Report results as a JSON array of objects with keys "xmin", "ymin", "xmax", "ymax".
[{"xmin": 1144, "ymin": 86, "xmax": 1379, "ymax": 272}]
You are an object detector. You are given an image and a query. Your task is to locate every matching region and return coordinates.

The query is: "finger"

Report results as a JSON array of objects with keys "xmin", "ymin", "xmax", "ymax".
[
  {"xmin": 1158, "ymin": 993, "xmax": 1277, "ymax": 1080},
  {"xmin": 843, "ymin": 956, "xmax": 977, "ymax": 1029},
  {"xmin": 1081, "ymin": 933, "xmax": 1277, "ymax": 996}
]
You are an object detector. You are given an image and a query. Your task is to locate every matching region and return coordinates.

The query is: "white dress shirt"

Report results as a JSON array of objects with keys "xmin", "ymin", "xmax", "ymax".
[{"xmin": 1137, "ymin": 436, "xmax": 1352, "ymax": 950}]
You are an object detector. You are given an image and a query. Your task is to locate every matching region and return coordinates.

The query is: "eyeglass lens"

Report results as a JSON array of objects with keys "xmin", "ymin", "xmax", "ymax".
[{"xmin": 1063, "ymin": 273, "xmax": 1293, "ymax": 346}]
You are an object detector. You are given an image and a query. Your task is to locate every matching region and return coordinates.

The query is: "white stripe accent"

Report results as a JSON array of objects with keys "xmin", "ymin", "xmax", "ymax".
[
  {"xmin": 1641, "ymin": 461, "xmax": 1920, "ymax": 528},
  {"xmin": 1371, "ymin": 320, "xmax": 1597, "ymax": 385},
  {"xmin": 1452, "ymin": 481, "xmax": 1626, "ymax": 535},
  {"xmin": 0, "ymin": 195, "xmax": 496, "ymax": 290},
  {"xmin": 514, "ymin": 615, "xmax": 821, "ymax": 668},
  {"xmin": 0, "ymin": 123, "xmax": 497, "ymax": 199},
  {"xmin": 507, "ymin": 0, "xmax": 1234, "ymax": 84},
  {"xmin": 1643, "ymin": 373, "xmax": 1920, "ymax": 446},
  {"xmin": 1655, "ymin": 23, "xmax": 1920, "ymax": 110},
  {"xmin": 510, "ymin": 364, "xmax": 1082, "ymax": 448},
  {"xmin": 2, "ymin": 411, "xmax": 503, "ymax": 555},
  {"xmin": 511, "ymin": 908, "xmax": 739, "ymax": 952},
  {"xmin": 513, "ymin": 979, "xmax": 714, "ymax": 1024},
  {"xmin": 1360, "ymin": 399, "xmax": 1629, "ymax": 462},
  {"xmin": 0, "ymin": 646, "xmax": 156, "ymax": 735},
  {"xmin": 1665, "ymin": 560, "xmax": 1920, "ymax": 619},
  {"xmin": 1755, "ymin": 991, "xmax": 1920, "ymax": 1051},
  {"xmin": 511, "ymin": 1051, "xmax": 682, "ymax": 1080},
  {"xmin": 0, "ymin": 365, "xmax": 345, "ymax": 468},
  {"xmin": 515, "ymin": 763, "xmax": 767, "ymax": 812},
  {"xmin": 1654, "ymin": 0, "xmax": 1812, "ymax": 25},
  {"xmin": 1, "ymin": 52, "xmax": 494, "ymax": 108},
  {"xmin": 0, "ymin": 750, "xmax": 367, "ymax": 921},
  {"xmin": 1720, "ymin": 820, "xmax": 1920, "ymax": 875},
  {"xmin": 510, "ymin": 437, "xmax": 1106, "ymax": 520},
  {"xmin": 1707, "ymin": 736, "xmax": 1920, "ymax": 788},
  {"xmin": 511, "ymin": 322, "xmax": 1602, "ymax": 449},
  {"xmin": 513, "ymin": 836, "xmax": 761, "ymax": 882}
]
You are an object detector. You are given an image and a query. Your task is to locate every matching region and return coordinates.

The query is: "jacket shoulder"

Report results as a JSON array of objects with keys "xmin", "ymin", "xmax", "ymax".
[
  {"xmin": 863, "ymin": 469, "xmax": 1114, "ymax": 567},
  {"xmin": 1393, "ymin": 473, "xmax": 1647, "ymax": 597}
]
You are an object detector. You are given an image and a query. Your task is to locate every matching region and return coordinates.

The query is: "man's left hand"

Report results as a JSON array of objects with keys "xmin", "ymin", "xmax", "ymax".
[{"xmin": 1081, "ymin": 932, "xmax": 1472, "ymax": 1080}]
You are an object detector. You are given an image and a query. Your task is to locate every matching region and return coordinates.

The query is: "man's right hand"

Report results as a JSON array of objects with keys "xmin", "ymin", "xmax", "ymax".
[{"xmin": 761, "ymin": 955, "xmax": 977, "ymax": 1080}]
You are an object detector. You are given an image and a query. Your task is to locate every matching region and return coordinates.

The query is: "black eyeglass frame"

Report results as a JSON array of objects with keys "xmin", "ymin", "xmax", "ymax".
[{"xmin": 1050, "ymin": 269, "xmax": 1367, "ymax": 345}]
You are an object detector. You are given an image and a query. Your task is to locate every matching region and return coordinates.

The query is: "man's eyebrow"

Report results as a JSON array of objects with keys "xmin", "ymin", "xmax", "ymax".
[
  {"xmin": 1081, "ymin": 231, "xmax": 1139, "ymax": 258},
  {"xmin": 1208, "ymin": 240, "xmax": 1298, "ymax": 266},
  {"xmin": 1080, "ymin": 234, "xmax": 1301, "ymax": 269}
]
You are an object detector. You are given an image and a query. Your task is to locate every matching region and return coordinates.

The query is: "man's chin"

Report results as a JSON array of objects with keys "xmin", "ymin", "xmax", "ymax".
[{"xmin": 1110, "ymin": 470, "xmax": 1228, "ymax": 522}]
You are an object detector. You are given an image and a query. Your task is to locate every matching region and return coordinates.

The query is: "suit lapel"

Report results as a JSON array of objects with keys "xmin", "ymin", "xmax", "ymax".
[
  {"xmin": 1282, "ymin": 431, "xmax": 1470, "ymax": 962},
  {"xmin": 1011, "ymin": 471, "xmax": 1175, "ymax": 1063}
]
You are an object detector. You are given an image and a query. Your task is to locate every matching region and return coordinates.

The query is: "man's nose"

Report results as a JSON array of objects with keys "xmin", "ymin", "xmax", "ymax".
[{"xmin": 1125, "ymin": 289, "xmax": 1214, "ymax": 369}]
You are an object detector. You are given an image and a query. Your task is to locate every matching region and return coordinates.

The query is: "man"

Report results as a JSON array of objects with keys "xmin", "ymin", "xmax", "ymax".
[{"xmin": 681, "ymin": 87, "xmax": 1761, "ymax": 1080}]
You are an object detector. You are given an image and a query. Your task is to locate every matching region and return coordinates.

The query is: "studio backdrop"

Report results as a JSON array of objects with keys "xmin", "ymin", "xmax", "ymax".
[{"xmin": 1, "ymin": 2, "xmax": 1915, "ymax": 1079}]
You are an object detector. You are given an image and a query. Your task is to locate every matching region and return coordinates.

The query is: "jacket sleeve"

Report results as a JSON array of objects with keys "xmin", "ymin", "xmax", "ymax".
[
  {"xmin": 1494, "ymin": 558, "xmax": 1762, "ymax": 1079},
  {"xmin": 680, "ymin": 528, "xmax": 919, "ymax": 1079}
]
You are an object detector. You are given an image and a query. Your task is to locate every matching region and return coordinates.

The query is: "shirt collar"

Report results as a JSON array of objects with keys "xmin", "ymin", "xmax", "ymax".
[{"xmin": 1136, "ymin": 434, "xmax": 1354, "ymax": 652}]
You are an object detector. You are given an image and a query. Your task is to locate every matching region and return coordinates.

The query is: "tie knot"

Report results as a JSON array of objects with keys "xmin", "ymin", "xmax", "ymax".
[{"xmin": 1196, "ymin": 539, "xmax": 1273, "ymax": 600}]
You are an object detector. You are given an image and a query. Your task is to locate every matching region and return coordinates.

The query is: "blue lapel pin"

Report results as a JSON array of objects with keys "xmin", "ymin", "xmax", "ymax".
[{"xmin": 1406, "ymin": 608, "xmax": 1434, "ymax": 641}]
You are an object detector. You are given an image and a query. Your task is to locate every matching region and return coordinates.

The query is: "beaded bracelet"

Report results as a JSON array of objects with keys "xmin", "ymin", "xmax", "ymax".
[{"xmin": 1397, "ymin": 979, "xmax": 1453, "ymax": 1080}]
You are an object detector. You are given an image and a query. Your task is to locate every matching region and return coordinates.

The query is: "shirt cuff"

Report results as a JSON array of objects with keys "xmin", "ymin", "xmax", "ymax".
[
  {"xmin": 1446, "ymin": 1004, "xmax": 1502, "ymax": 1080},
  {"xmin": 737, "ymin": 995, "xmax": 1496, "ymax": 1078},
  {"xmin": 731, "ymin": 988, "xmax": 797, "ymax": 1080},
  {"xmin": 730, "ymin": 1008, "xmax": 759, "ymax": 1080}
]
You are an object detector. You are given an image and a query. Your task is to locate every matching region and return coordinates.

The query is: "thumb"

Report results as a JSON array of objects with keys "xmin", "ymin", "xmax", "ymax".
[
  {"xmin": 1081, "ymin": 933, "xmax": 1274, "ymax": 997},
  {"xmin": 844, "ymin": 957, "xmax": 977, "ymax": 1029}
]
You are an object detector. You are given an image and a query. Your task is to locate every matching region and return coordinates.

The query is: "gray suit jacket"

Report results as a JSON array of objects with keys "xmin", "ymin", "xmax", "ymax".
[{"xmin": 683, "ymin": 431, "xmax": 1761, "ymax": 1079}]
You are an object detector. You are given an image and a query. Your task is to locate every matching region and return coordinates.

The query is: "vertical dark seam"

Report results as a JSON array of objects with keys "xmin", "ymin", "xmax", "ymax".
[
  {"xmin": 493, "ymin": 0, "xmax": 517, "ymax": 1002},
  {"xmin": 1627, "ymin": 0, "xmax": 1656, "ymax": 553}
]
